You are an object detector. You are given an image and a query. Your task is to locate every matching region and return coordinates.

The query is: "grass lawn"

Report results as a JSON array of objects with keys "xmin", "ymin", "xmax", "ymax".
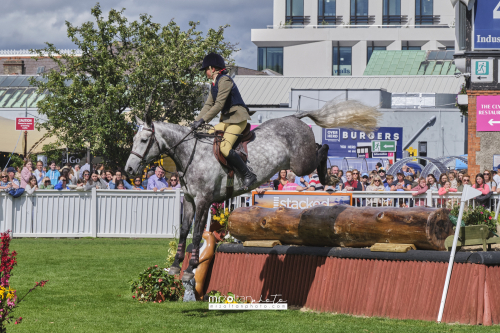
[{"xmin": 4, "ymin": 238, "xmax": 497, "ymax": 332}]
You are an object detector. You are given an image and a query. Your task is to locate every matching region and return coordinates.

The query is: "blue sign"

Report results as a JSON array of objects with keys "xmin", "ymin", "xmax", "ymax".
[
  {"xmin": 322, "ymin": 127, "xmax": 403, "ymax": 159},
  {"xmin": 474, "ymin": 0, "xmax": 500, "ymax": 49}
]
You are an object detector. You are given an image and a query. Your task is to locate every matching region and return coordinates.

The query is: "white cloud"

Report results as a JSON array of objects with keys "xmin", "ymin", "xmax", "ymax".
[{"xmin": 0, "ymin": 0, "xmax": 272, "ymax": 69}]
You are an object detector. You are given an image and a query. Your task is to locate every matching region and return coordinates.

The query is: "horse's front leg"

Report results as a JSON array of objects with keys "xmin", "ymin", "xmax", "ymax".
[
  {"xmin": 182, "ymin": 200, "xmax": 210, "ymax": 282},
  {"xmin": 169, "ymin": 197, "xmax": 195, "ymax": 276}
]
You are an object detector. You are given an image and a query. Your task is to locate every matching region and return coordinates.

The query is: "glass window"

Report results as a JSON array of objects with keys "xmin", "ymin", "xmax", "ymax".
[
  {"xmin": 333, "ymin": 46, "xmax": 352, "ymax": 76},
  {"xmin": 383, "ymin": 0, "xmax": 401, "ymax": 25},
  {"xmin": 367, "ymin": 46, "xmax": 386, "ymax": 64},
  {"xmin": 286, "ymin": 0, "xmax": 304, "ymax": 17},
  {"xmin": 402, "ymin": 45, "xmax": 421, "ymax": 50},
  {"xmin": 351, "ymin": 0, "xmax": 368, "ymax": 16},
  {"xmin": 258, "ymin": 47, "xmax": 283, "ymax": 74},
  {"xmin": 319, "ymin": 0, "xmax": 336, "ymax": 16},
  {"xmin": 383, "ymin": 0, "xmax": 400, "ymax": 16},
  {"xmin": 416, "ymin": 0, "xmax": 433, "ymax": 25}
]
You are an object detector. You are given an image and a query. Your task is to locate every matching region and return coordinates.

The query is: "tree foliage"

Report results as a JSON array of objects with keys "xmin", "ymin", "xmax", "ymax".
[{"xmin": 31, "ymin": 3, "xmax": 237, "ymax": 167}]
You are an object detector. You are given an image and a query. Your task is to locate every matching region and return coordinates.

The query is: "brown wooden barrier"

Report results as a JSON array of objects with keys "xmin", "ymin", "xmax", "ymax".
[{"xmin": 179, "ymin": 245, "xmax": 500, "ymax": 325}]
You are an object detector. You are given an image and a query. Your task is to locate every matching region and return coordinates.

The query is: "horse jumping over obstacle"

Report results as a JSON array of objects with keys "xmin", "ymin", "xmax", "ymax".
[{"xmin": 124, "ymin": 100, "xmax": 380, "ymax": 281}]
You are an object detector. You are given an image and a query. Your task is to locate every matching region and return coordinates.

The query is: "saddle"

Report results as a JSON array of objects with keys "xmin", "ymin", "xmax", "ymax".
[{"xmin": 213, "ymin": 124, "xmax": 255, "ymax": 169}]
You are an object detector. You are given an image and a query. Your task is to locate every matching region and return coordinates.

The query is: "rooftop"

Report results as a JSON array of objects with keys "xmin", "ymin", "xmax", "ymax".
[
  {"xmin": 364, "ymin": 50, "xmax": 459, "ymax": 76},
  {"xmin": 233, "ymin": 75, "xmax": 465, "ymax": 106}
]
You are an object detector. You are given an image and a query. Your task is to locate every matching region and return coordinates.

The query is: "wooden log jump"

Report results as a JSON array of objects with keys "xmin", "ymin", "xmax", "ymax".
[{"xmin": 228, "ymin": 205, "xmax": 454, "ymax": 251}]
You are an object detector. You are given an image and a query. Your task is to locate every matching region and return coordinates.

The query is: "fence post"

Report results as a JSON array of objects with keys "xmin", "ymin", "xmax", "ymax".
[
  {"xmin": 7, "ymin": 195, "xmax": 13, "ymax": 235},
  {"xmin": 426, "ymin": 190, "xmax": 433, "ymax": 207},
  {"xmin": 174, "ymin": 189, "xmax": 181, "ymax": 238},
  {"xmin": 91, "ymin": 188, "xmax": 97, "ymax": 238}
]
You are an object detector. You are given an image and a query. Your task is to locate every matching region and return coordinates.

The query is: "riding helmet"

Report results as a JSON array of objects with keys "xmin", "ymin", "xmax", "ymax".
[{"xmin": 200, "ymin": 53, "xmax": 225, "ymax": 71}]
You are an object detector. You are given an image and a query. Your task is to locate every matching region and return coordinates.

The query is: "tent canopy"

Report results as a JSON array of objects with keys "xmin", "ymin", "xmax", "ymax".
[{"xmin": 0, "ymin": 116, "xmax": 59, "ymax": 155}]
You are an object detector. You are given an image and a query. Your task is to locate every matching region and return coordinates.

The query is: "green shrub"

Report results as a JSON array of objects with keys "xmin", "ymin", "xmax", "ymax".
[
  {"xmin": 130, "ymin": 265, "xmax": 184, "ymax": 303},
  {"xmin": 450, "ymin": 205, "xmax": 498, "ymax": 234}
]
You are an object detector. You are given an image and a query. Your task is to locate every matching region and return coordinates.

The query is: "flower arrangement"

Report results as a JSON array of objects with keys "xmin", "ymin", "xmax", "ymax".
[
  {"xmin": 130, "ymin": 265, "xmax": 184, "ymax": 303},
  {"xmin": 0, "ymin": 231, "xmax": 48, "ymax": 331},
  {"xmin": 211, "ymin": 204, "xmax": 230, "ymax": 229},
  {"xmin": 450, "ymin": 205, "xmax": 498, "ymax": 234}
]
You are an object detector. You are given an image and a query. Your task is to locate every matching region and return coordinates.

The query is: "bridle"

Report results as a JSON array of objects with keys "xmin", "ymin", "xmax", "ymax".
[
  {"xmin": 130, "ymin": 123, "xmax": 162, "ymax": 161},
  {"xmin": 130, "ymin": 122, "xmax": 196, "ymax": 163}
]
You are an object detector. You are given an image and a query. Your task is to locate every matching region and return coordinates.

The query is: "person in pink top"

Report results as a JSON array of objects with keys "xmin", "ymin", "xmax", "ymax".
[
  {"xmin": 283, "ymin": 172, "xmax": 306, "ymax": 191},
  {"xmin": 473, "ymin": 173, "xmax": 490, "ymax": 194},
  {"xmin": 411, "ymin": 177, "xmax": 429, "ymax": 206},
  {"xmin": 438, "ymin": 181, "xmax": 457, "ymax": 207},
  {"xmin": 20, "ymin": 160, "xmax": 33, "ymax": 189}
]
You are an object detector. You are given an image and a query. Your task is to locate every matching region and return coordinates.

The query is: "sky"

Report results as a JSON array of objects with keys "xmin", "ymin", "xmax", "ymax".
[{"xmin": 0, "ymin": 0, "xmax": 273, "ymax": 69}]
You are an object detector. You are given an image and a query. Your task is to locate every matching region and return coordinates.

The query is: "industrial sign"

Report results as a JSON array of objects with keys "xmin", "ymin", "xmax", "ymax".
[
  {"xmin": 322, "ymin": 127, "xmax": 403, "ymax": 159},
  {"xmin": 476, "ymin": 95, "xmax": 500, "ymax": 131},
  {"xmin": 474, "ymin": 0, "xmax": 500, "ymax": 49},
  {"xmin": 372, "ymin": 140, "xmax": 396, "ymax": 152},
  {"xmin": 15, "ymin": 118, "xmax": 34, "ymax": 131},
  {"xmin": 471, "ymin": 59, "xmax": 493, "ymax": 83}
]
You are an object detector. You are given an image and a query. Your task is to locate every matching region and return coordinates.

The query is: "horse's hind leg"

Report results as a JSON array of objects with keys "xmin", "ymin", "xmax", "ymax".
[
  {"xmin": 182, "ymin": 200, "xmax": 210, "ymax": 282},
  {"xmin": 316, "ymin": 144, "xmax": 329, "ymax": 185},
  {"xmin": 169, "ymin": 197, "xmax": 195, "ymax": 275}
]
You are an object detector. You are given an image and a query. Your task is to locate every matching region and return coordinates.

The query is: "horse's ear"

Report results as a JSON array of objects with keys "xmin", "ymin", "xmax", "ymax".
[{"xmin": 135, "ymin": 116, "xmax": 145, "ymax": 126}]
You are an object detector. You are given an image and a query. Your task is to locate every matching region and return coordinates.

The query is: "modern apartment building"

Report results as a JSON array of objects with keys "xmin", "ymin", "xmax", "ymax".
[{"xmin": 252, "ymin": 0, "xmax": 457, "ymax": 76}]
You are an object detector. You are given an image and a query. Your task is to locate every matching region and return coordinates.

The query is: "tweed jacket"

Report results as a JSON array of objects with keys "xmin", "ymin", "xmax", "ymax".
[{"xmin": 196, "ymin": 76, "xmax": 251, "ymax": 124}]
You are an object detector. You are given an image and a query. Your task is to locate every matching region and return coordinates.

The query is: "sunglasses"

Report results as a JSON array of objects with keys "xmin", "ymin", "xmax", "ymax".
[
  {"xmin": 374, "ymin": 180, "xmax": 381, "ymax": 182},
  {"xmin": 170, "ymin": 179, "xmax": 177, "ymax": 182},
  {"xmin": 463, "ymin": 179, "xmax": 470, "ymax": 182},
  {"xmin": 352, "ymin": 172, "xmax": 359, "ymax": 175},
  {"xmin": 484, "ymin": 173, "xmax": 490, "ymax": 175},
  {"xmin": 134, "ymin": 180, "xmax": 142, "ymax": 182}
]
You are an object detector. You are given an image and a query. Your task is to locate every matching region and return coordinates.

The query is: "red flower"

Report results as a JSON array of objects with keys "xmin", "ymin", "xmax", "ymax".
[
  {"xmin": 489, "ymin": 216, "xmax": 493, "ymax": 220},
  {"xmin": 132, "ymin": 295, "xmax": 135, "ymax": 299}
]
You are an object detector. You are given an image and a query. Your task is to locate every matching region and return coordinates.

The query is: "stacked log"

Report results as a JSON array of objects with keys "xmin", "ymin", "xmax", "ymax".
[{"xmin": 228, "ymin": 205, "xmax": 453, "ymax": 251}]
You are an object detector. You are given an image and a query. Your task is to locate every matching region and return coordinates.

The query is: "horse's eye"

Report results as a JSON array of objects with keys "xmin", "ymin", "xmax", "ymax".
[{"xmin": 141, "ymin": 138, "xmax": 147, "ymax": 142}]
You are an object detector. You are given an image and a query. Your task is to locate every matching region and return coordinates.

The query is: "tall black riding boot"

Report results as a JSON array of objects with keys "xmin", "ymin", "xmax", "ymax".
[{"xmin": 225, "ymin": 149, "xmax": 257, "ymax": 191}]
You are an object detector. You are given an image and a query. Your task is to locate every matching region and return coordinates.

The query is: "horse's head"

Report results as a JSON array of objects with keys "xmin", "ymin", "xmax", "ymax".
[{"xmin": 125, "ymin": 116, "xmax": 161, "ymax": 175}]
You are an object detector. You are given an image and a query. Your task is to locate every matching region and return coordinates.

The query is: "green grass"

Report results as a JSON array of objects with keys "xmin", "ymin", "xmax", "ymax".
[{"xmin": 4, "ymin": 238, "xmax": 497, "ymax": 332}]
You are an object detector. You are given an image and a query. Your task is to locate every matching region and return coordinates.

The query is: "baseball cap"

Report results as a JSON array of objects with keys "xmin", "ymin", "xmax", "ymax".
[
  {"xmin": 361, "ymin": 173, "xmax": 369, "ymax": 178},
  {"xmin": 378, "ymin": 168, "xmax": 386, "ymax": 173},
  {"xmin": 6, "ymin": 167, "xmax": 16, "ymax": 173}
]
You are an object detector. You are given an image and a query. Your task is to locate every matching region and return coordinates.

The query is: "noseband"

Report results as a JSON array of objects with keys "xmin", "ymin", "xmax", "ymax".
[{"xmin": 130, "ymin": 123, "xmax": 161, "ymax": 161}]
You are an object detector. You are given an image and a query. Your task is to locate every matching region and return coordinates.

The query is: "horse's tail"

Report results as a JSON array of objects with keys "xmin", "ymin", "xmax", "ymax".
[{"xmin": 293, "ymin": 100, "xmax": 382, "ymax": 132}]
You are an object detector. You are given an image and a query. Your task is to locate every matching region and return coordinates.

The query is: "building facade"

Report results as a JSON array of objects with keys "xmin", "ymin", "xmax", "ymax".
[{"xmin": 253, "ymin": 0, "xmax": 456, "ymax": 76}]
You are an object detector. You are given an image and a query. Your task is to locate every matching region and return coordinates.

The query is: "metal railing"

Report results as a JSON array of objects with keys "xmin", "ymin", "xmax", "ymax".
[{"xmin": 1, "ymin": 190, "xmax": 497, "ymax": 238}]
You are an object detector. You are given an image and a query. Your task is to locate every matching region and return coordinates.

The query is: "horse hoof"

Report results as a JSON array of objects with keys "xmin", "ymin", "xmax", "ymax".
[
  {"xmin": 168, "ymin": 267, "xmax": 181, "ymax": 276},
  {"xmin": 182, "ymin": 272, "xmax": 195, "ymax": 282}
]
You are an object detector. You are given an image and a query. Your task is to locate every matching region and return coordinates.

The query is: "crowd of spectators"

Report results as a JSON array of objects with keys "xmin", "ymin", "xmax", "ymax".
[
  {"xmin": 254, "ymin": 162, "xmax": 500, "ymax": 208},
  {"xmin": 0, "ymin": 160, "xmax": 181, "ymax": 197}
]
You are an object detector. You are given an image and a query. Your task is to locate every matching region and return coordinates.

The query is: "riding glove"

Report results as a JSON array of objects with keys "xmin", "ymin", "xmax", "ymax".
[{"xmin": 190, "ymin": 119, "xmax": 205, "ymax": 130}]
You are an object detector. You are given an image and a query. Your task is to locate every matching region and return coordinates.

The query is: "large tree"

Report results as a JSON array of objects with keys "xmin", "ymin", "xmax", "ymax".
[{"xmin": 31, "ymin": 3, "xmax": 237, "ymax": 167}]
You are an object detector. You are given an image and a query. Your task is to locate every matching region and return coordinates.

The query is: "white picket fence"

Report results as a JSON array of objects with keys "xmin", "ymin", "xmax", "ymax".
[
  {"xmin": 0, "ymin": 189, "xmax": 181, "ymax": 238},
  {"xmin": 0, "ymin": 189, "xmax": 498, "ymax": 238}
]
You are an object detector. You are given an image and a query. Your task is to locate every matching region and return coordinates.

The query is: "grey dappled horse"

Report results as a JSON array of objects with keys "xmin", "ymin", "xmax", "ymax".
[{"xmin": 124, "ymin": 100, "xmax": 380, "ymax": 281}]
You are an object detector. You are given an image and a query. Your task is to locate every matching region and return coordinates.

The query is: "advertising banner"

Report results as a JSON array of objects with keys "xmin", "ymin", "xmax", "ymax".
[
  {"xmin": 252, "ymin": 191, "xmax": 352, "ymax": 209},
  {"xmin": 474, "ymin": 0, "xmax": 500, "ymax": 49},
  {"xmin": 322, "ymin": 127, "xmax": 403, "ymax": 159}
]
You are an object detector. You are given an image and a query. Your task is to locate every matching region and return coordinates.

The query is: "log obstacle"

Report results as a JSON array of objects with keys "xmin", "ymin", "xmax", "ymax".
[{"xmin": 229, "ymin": 205, "xmax": 453, "ymax": 251}]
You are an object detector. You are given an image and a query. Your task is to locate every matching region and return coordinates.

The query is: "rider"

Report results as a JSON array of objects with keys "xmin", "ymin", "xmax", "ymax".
[{"xmin": 190, "ymin": 53, "xmax": 257, "ymax": 190}]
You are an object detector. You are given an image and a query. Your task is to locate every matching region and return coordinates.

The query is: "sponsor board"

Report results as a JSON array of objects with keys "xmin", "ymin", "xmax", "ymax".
[{"xmin": 252, "ymin": 191, "xmax": 352, "ymax": 208}]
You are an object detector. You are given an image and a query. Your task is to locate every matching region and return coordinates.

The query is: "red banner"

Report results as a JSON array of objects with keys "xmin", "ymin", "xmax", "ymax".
[{"xmin": 15, "ymin": 118, "xmax": 35, "ymax": 131}]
